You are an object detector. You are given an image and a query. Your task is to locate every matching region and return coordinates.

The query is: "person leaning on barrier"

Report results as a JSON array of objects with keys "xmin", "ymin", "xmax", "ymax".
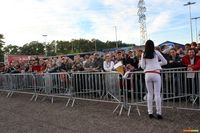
[
  {"xmin": 3, "ymin": 64, "xmax": 13, "ymax": 73},
  {"xmin": 124, "ymin": 50, "xmax": 139, "ymax": 70},
  {"xmin": 141, "ymin": 40, "xmax": 167, "ymax": 120},
  {"xmin": 103, "ymin": 54, "xmax": 114, "ymax": 72},
  {"xmin": 184, "ymin": 43, "xmax": 191, "ymax": 55},
  {"xmin": 181, "ymin": 48, "xmax": 200, "ymax": 104},
  {"xmin": 196, "ymin": 43, "xmax": 200, "ymax": 49},
  {"xmin": 83, "ymin": 55, "xmax": 96, "ymax": 72},
  {"xmin": 72, "ymin": 55, "xmax": 84, "ymax": 72},
  {"xmin": 10, "ymin": 65, "xmax": 21, "ymax": 73},
  {"xmin": 191, "ymin": 42, "xmax": 197, "ymax": 49},
  {"xmin": 93, "ymin": 53, "xmax": 104, "ymax": 71},
  {"xmin": 113, "ymin": 51, "xmax": 126, "ymax": 75},
  {"xmin": 58, "ymin": 57, "xmax": 73, "ymax": 72},
  {"xmin": 196, "ymin": 48, "xmax": 200, "ymax": 57},
  {"xmin": 161, "ymin": 44, "xmax": 173, "ymax": 55},
  {"xmin": 176, "ymin": 47, "xmax": 185, "ymax": 58},
  {"xmin": 135, "ymin": 49, "xmax": 143, "ymax": 70},
  {"xmin": 163, "ymin": 48, "xmax": 185, "ymax": 68},
  {"xmin": 182, "ymin": 48, "xmax": 200, "ymax": 71}
]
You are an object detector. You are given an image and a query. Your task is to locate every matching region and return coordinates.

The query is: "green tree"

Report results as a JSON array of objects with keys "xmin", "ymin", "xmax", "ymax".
[
  {"xmin": 46, "ymin": 40, "xmax": 57, "ymax": 56},
  {"xmin": 56, "ymin": 40, "xmax": 71, "ymax": 55},
  {"xmin": 20, "ymin": 41, "xmax": 45, "ymax": 55},
  {"xmin": 3, "ymin": 45, "xmax": 20, "ymax": 55}
]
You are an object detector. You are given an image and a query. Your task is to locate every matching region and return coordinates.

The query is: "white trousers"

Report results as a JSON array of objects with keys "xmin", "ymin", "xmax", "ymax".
[{"xmin": 145, "ymin": 73, "xmax": 161, "ymax": 115}]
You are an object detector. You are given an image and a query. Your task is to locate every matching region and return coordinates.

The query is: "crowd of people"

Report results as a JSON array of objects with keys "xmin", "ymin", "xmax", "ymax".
[
  {"xmin": 1, "ymin": 41, "xmax": 200, "ymax": 120},
  {"xmin": 0, "ymin": 41, "xmax": 200, "ymax": 74}
]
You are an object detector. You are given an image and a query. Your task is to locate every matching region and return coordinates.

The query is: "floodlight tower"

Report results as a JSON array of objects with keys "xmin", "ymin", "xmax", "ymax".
[
  {"xmin": 138, "ymin": 0, "xmax": 147, "ymax": 45},
  {"xmin": 184, "ymin": 1, "xmax": 196, "ymax": 42}
]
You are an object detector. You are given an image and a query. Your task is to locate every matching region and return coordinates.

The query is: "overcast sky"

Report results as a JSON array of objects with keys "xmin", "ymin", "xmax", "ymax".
[{"xmin": 0, "ymin": 0, "xmax": 199, "ymax": 46}]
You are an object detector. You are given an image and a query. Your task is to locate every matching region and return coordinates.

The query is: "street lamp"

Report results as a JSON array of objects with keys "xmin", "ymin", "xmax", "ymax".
[
  {"xmin": 184, "ymin": 1, "xmax": 196, "ymax": 42},
  {"xmin": 54, "ymin": 41, "xmax": 57, "ymax": 54},
  {"xmin": 114, "ymin": 26, "xmax": 118, "ymax": 48},
  {"xmin": 191, "ymin": 17, "xmax": 200, "ymax": 42},
  {"xmin": 92, "ymin": 39, "xmax": 97, "ymax": 51},
  {"xmin": 42, "ymin": 34, "xmax": 47, "ymax": 56},
  {"xmin": 95, "ymin": 39, "xmax": 97, "ymax": 52}
]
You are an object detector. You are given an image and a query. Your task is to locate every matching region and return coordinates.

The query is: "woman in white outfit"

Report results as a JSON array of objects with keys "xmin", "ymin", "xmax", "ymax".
[
  {"xmin": 141, "ymin": 40, "xmax": 167, "ymax": 119},
  {"xmin": 103, "ymin": 54, "xmax": 120, "ymax": 96},
  {"xmin": 103, "ymin": 54, "xmax": 114, "ymax": 72}
]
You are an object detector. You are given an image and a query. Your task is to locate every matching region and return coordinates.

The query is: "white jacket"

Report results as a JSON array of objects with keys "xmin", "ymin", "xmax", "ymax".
[{"xmin": 141, "ymin": 50, "xmax": 167, "ymax": 72}]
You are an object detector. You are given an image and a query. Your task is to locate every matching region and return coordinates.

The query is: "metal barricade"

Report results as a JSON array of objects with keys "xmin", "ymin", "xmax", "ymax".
[
  {"xmin": 121, "ymin": 67, "xmax": 200, "ymax": 116},
  {"xmin": 1, "ymin": 67, "xmax": 199, "ymax": 116},
  {"xmin": 0, "ymin": 74, "xmax": 11, "ymax": 92},
  {"xmin": 161, "ymin": 67, "xmax": 187, "ymax": 108},
  {"xmin": 161, "ymin": 70, "xmax": 200, "ymax": 111},
  {"xmin": 121, "ymin": 71, "xmax": 145, "ymax": 116},
  {"xmin": 32, "ymin": 72, "xmax": 72, "ymax": 104},
  {"xmin": 71, "ymin": 72, "xmax": 122, "ymax": 108},
  {"xmin": 4, "ymin": 73, "xmax": 36, "ymax": 98}
]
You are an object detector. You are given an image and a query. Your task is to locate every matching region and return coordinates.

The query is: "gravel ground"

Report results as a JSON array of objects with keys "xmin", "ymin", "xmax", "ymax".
[{"xmin": 0, "ymin": 92, "xmax": 200, "ymax": 133}]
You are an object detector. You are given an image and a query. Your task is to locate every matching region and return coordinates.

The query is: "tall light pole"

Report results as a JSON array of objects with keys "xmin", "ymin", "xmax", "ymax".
[
  {"xmin": 54, "ymin": 41, "xmax": 57, "ymax": 54},
  {"xmin": 42, "ymin": 34, "xmax": 47, "ymax": 56},
  {"xmin": 114, "ymin": 26, "xmax": 118, "ymax": 48},
  {"xmin": 199, "ymin": 31, "xmax": 200, "ymax": 42},
  {"xmin": 191, "ymin": 17, "xmax": 200, "ymax": 42},
  {"xmin": 94, "ymin": 39, "xmax": 97, "ymax": 52},
  {"xmin": 184, "ymin": 1, "xmax": 196, "ymax": 42}
]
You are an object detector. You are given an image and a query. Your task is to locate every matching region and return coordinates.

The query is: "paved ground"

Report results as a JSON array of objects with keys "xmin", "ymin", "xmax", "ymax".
[{"xmin": 0, "ymin": 92, "xmax": 200, "ymax": 133}]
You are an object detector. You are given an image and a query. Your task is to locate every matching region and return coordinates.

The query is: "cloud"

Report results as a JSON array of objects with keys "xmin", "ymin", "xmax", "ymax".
[
  {"xmin": 0, "ymin": 0, "xmax": 198, "ymax": 46},
  {"xmin": 148, "ymin": 11, "xmax": 172, "ymax": 34},
  {"xmin": 150, "ymin": 0, "xmax": 179, "ymax": 5}
]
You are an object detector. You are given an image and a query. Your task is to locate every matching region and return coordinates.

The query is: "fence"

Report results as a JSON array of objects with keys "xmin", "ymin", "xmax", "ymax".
[
  {"xmin": 121, "ymin": 67, "xmax": 200, "ymax": 116},
  {"xmin": 0, "ymin": 73, "xmax": 36, "ymax": 98},
  {"xmin": 31, "ymin": 72, "xmax": 72, "ymax": 103},
  {"xmin": 0, "ymin": 67, "xmax": 199, "ymax": 116}
]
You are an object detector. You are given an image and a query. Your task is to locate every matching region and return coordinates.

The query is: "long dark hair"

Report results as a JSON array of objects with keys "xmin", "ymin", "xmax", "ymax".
[{"xmin": 143, "ymin": 40, "xmax": 155, "ymax": 59}]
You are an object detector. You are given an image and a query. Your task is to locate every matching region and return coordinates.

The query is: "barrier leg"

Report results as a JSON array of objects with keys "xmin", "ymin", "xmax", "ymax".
[
  {"xmin": 65, "ymin": 98, "xmax": 71, "ymax": 107},
  {"xmin": 127, "ymin": 105, "xmax": 131, "ymax": 116},
  {"xmin": 119, "ymin": 104, "xmax": 124, "ymax": 116},
  {"xmin": 192, "ymin": 96, "xmax": 198, "ymax": 105},
  {"xmin": 136, "ymin": 105, "xmax": 141, "ymax": 116},
  {"xmin": 34, "ymin": 94, "xmax": 38, "ymax": 101},
  {"xmin": 30, "ymin": 94, "xmax": 35, "ymax": 101},
  {"xmin": 71, "ymin": 98, "xmax": 75, "ymax": 107},
  {"xmin": 113, "ymin": 104, "xmax": 120, "ymax": 114},
  {"xmin": 9, "ymin": 92, "xmax": 14, "ymax": 97},
  {"xmin": 6, "ymin": 91, "xmax": 11, "ymax": 98},
  {"xmin": 51, "ymin": 97, "xmax": 54, "ymax": 104}
]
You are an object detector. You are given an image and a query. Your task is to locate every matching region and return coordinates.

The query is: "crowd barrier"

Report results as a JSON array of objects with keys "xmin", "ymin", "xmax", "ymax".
[
  {"xmin": 32, "ymin": 72, "xmax": 72, "ymax": 104},
  {"xmin": 0, "ymin": 73, "xmax": 36, "ymax": 97},
  {"xmin": 0, "ymin": 67, "xmax": 199, "ymax": 116},
  {"xmin": 121, "ymin": 67, "xmax": 200, "ymax": 116}
]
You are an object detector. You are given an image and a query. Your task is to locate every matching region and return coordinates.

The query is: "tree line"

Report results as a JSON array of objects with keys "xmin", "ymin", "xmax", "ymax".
[{"xmin": 0, "ymin": 34, "xmax": 135, "ymax": 62}]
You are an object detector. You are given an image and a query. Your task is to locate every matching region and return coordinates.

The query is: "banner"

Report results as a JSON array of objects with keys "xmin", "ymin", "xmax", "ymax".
[{"xmin": 5, "ymin": 55, "xmax": 45, "ymax": 64}]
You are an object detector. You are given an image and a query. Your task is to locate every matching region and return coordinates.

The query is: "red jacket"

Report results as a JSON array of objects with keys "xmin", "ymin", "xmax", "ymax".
[
  {"xmin": 32, "ymin": 65, "xmax": 42, "ymax": 72},
  {"xmin": 182, "ymin": 55, "xmax": 200, "ymax": 70}
]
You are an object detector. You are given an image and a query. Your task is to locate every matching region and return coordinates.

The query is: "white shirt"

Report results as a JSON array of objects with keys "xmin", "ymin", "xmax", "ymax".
[
  {"xmin": 141, "ymin": 50, "xmax": 167, "ymax": 72},
  {"xmin": 103, "ymin": 61, "xmax": 114, "ymax": 72},
  {"xmin": 190, "ymin": 58, "xmax": 194, "ymax": 65}
]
